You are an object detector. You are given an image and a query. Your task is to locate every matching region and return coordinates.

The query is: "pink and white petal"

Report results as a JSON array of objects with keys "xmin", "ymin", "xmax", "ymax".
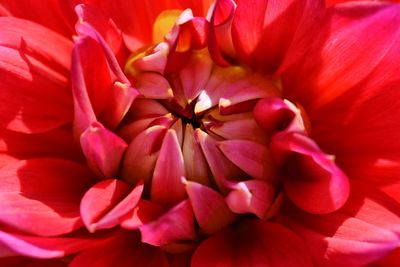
[
  {"xmin": 225, "ymin": 180, "xmax": 275, "ymax": 219},
  {"xmin": 185, "ymin": 181, "xmax": 236, "ymax": 235},
  {"xmin": 280, "ymin": 180, "xmax": 400, "ymax": 266},
  {"xmin": 69, "ymin": 232, "xmax": 169, "ymax": 267},
  {"xmin": 139, "ymin": 200, "xmax": 197, "ymax": 247},
  {"xmin": 0, "ymin": 159, "xmax": 96, "ymax": 236},
  {"xmin": 182, "ymin": 125, "xmax": 210, "ymax": 185},
  {"xmin": 151, "ymin": 130, "xmax": 186, "ymax": 207},
  {"xmin": 80, "ymin": 179, "xmax": 143, "ymax": 232},
  {"xmin": 80, "ymin": 122, "xmax": 127, "ymax": 178},
  {"xmin": 0, "ymin": 18, "xmax": 73, "ymax": 133},
  {"xmin": 271, "ymin": 132, "xmax": 350, "ymax": 214},
  {"xmin": 136, "ymin": 72, "xmax": 174, "ymax": 99},
  {"xmin": 121, "ymin": 126, "xmax": 167, "ymax": 184},
  {"xmin": 218, "ymin": 139, "xmax": 275, "ymax": 181},
  {"xmin": 0, "ymin": 0, "xmax": 76, "ymax": 38},
  {"xmin": 195, "ymin": 129, "xmax": 246, "ymax": 191},
  {"xmin": 191, "ymin": 220, "xmax": 313, "ymax": 267}
]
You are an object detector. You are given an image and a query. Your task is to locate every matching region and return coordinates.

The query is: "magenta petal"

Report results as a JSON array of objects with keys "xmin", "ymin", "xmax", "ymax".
[
  {"xmin": 218, "ymin": 139, "xmax": 274, "ymax": 181},
  {"xmin": 0, "ymin": 159, "xmax": 95, "ymax": 236},
  {"xmin": 120, "ymin": 200, "xmax": 164, "ymax": 230},
  {"xmin": 185, "ymin": 181, "xmax": 236, "ymax": 235},
  {"xmin": 151, "ymin": 129, "xmax": 186, "ymax": 207},
  {"xmin": 80, "ymin": 179, "xmax": 143, "ymax": 232},
  {"xmin": 140, "ymin": 200, "xmax": 196, "ymax": 247},
  {"xmin": 271, "ymin": 132, "xmax": 350, "ymax": 214},
  {"xmin": 0, "ymin": 229, "xmax": 113, "ymax": 259},
  {"xmin": 192, "ymin": 220, "xmax": 313, "ymax": 267},
  {"xmin": 80, "ymin": 122, "xmax": 127, "ymax": 178},
  {"xmin": 225, "ymin": 180, "xmax": 275, "ymax": 219}
]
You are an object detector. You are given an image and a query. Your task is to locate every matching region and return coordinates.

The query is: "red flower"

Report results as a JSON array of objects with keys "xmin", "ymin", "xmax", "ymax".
[{"xmin": 0, "ymin": 0, "xmax": 399, "ymax": 266}]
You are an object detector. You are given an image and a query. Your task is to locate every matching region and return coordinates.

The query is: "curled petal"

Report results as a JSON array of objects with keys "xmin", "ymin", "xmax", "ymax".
[
  {"xmin": 80, "ymin": 179, "xmax": 143, "ymax": 232},
  {"xmin": 80, "ymin": 122, "xmax": 127, "ymax": 178}
]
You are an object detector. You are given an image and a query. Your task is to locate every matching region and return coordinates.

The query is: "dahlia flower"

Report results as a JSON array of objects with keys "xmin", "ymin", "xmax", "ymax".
[{"xmin": 0, "ymin": 0, "xmax": 399, "ymax": 266}]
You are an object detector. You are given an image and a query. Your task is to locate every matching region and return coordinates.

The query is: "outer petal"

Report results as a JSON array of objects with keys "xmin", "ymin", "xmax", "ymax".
[
  {"xmin": 192, "ymin": 220, "xmax": 313, "ymax": 267},
  {"xmin": 280, "ymin": 180, "xmax": 400, "ymax": 266},
  {"xmin": 271, "ymin": 132, "xmax": 350, "ymax": 214},
  {"xmin": 0, "ymin": 159, "xmax": 95, "ymax": 236},
  {"xmin": 231, "ymin": 0, "xmax": 323, "ymax": 72},
  {"xmin": 0, "ymin": 0, "xmax": 76, "ymax": 38},
  {"xmin": 69, "ymin": 232, "xmax": 169, "ymax": 267},
  {"xmin": 283, "ymin": 3, "xmax": 400, "ymax": 187},
  {"xmin": 0, "ymin": 17, "xmax": 73, "ymax": 133},
  {"xmin": 0, "ymin": 229, "xmax": 113, "ymax": 259}
]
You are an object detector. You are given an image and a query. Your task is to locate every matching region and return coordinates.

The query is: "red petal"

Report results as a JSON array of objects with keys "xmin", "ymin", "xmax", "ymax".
[
  {"xmin": 120, "ymin": 200, "xmax": 164, "ymax": 230},
  {"xmin": 0, "ymin": 17, "xmax": 73, "ymax": 133},
  {"xmin": 192, "ymin": 220, "xmax": 313, "ymax": 267},
  {"xmin": 231, "ymin": 0, "xmax": 323, "ymax": 72},
  {"xmin": 140, "ymin": 200, "xmax": 196, "ymax": 247},
  {"xmin": 185, "ymin": 181, "xmax": 236, "ymax": 235},
  {"xmin": 271, "ymin": 132, "xmax": 350, "ymax": 214},
  {"xmin": 80, "ymin": 122, "xmax": 127, "ymax": 178},
  {"xmin": 0, "ymin": 257, "xmax": 67, "ymax": 267},
  {"xmin": 69, "ymin": 232, "xmax": 169, "ymax": 267},
  {"xmin": 0, "ymin": 0, "xmax": 76, "ymax": 38},
  {"xmin": 280, "ymin": 180, "xmax": 400, "ymax": 266},
  {"xmin": 0, "ymin": 159, "xmax": 95, "ymax": 236},
  {"xmin": 151, "ymin": 129, "xmax": 186, "ymax": 207},
  {"xmin": 80, "ymin": 179, "xmax": 143, "ymax": 232},
  {"xmin": 84, "ymin": 0, "xmax": 181, "ymax": 51}
]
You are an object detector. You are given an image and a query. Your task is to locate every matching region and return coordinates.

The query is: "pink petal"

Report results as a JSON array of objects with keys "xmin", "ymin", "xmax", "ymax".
[
  {"xmin": 185, "ymin": 181, "xmax": 236, "ymax": 235},
  {"xmin": 0, "ymin": 229, "xmax": 114, "ymax": 259},
  {"xmin": 271, "ymin": 132, "xmax": 350, "ymax": 214},
  {"xmin": 0, "ymin": 17, "xmax": 73, "ymax": 133},
  {"xmin": 225, "ymin": 180, "xmax": 275, "ymax": 219},
  {"xmin": 80, "ymin": 179, "xmax": 143, "ymax": 232},
  {"xmin": 253, "ymin": 97, "xmax": 296, "ymax": 134},
  {"xmin": 195, "ymin": 129, "xmax": 246, "ymax": 191},
  {"xmin": 80, "ymin": 122, "xmax": 127, "ymax": 178},
  {"xmin": 75, "ymin": 4, "xmax": 127, "ymax": 64},
  {"xmin": 192, "ymin": 220, "xmax": 313, "ymax": 267},
  {"xmin": 151, "ymin": 129, "xmax": 186, "ymax": 207},
  {"xmin": 120, "ymin": 200, "xmax": 164, "ymax": 230},
  {"xmin": 218, "ymin": 139, "xmax": 275, "ymax": 181},
  {"xmin": 0, "ymin": 159, "xmax": 95, "ymax": 236},
  {"xmin": 69, "ymin": 232, "xmax": 169, "ymax": 267},
  {"xmin": 140, "ymin": 200, "xmax": 197, "ymax": 247},
  {"xmin": 121, "ymin": 126, "xmax": 167, "ymax": 184},
  {"xmin": 136, "ymin": 72, "xmax": 173, "ymax": 99}
]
